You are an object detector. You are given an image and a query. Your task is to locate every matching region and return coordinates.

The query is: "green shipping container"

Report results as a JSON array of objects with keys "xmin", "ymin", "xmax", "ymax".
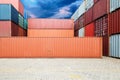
[
  {"xmin": 19, "ymin": 14, "xmax": 24, "ymax": 28},
  {"xmin": 23, "ymin": 19, "xmax": 28, "ymax": 30}
]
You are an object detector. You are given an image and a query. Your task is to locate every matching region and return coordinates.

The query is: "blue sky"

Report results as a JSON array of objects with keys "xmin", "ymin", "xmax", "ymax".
[{"xmin": 21, "ymin": 0, "xmax": 83, "ymax": 19}]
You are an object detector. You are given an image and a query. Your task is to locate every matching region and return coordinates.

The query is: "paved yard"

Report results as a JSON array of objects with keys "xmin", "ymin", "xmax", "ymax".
[{"xmin": 0, "ymin": 57, "xmax": 120, "ymax": 80}]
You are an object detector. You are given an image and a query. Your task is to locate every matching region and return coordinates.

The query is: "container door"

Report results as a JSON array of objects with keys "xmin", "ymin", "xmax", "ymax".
[{"xmin": 118, "ymin": 34, "xmax": 120, "ymax": 58}]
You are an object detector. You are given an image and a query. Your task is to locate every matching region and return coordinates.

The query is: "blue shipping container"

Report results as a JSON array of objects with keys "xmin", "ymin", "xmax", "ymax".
[{"xmin": 0, "ymin": 4, "xmax": 18, "ymax": 24}]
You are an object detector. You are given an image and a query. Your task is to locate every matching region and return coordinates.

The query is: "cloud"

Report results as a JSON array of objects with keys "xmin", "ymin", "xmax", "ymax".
[
  {"xmin": 49, "ymin": 6, "xmax": 72, "ymax": 18},
  {"xmin": 49, "ymin": 0, "xmax": 83, "ymax": 19},
  {"xmin": 21, "ymin": 0, "xmax": 83, "ymax": 19}
]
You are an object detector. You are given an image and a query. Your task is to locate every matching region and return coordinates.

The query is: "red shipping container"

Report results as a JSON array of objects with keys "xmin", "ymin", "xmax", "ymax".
[
  {"xmin": 28, "ymin": 29, "xmax": 74, "ymax": 38},
  {"xmin": 93, "ymin": 0, "xmax": 107, "ymax": 20},
  {"xmin": 74, "ymin": 30, "xmax": 79, "ymax": 37},
  {"xmin": 103, "ymin": 36, "xmax": 109, "ymax": 56},
  {"xmin": 0, "ymin": 37, "xmax": 102, "ymax": 58},
  {"xmin": 78, "ymin": 14, "xmax": 85, "ymax": 29},
  {"xmin": 94, "ymin": 0, "xmax": 99, "ymax": 3},
  {"xmin": 109, "ymin": 9, "xmax": 120, "ymax": 35},
  {"xmin": 85, "ymin": 22, "xmax": 95, "ymax": 37},
  {"xmin": 0, "ymin": 21, "xmax": 18, "ymax": 37},
  {"xmin": 95, "ymin": 15, "xmax": 108, "ymax": 37},
  {"xmin": 0, "ymin": 21, "xmax": 26, "ymax": 37},
  {"xmin": 85, "ymin": 7, "xmax": 93, "ymax": 26},
  {"xmin": 74, "ymin": 19, "xmax": 79, "ymax": 30},
  {"xmin": 18, "ymin": 27, "xmax": 27, "ymax": 36},
  {"xmin": 28, "ymin": 19, "xmax": 74, "ymax": 29},
  {"xmin": 0, "ymin": 0, "xmax": 24, "ymax": 16}
]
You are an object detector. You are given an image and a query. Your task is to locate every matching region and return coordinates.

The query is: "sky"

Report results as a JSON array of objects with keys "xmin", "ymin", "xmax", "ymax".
[{"xmin": 21, "ymin": 0, "xmax": 83, "ymax": 19}]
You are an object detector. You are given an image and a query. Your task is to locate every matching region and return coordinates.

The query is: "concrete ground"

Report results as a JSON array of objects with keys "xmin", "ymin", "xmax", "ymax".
[{"xmin": 0, "ymin": 57, "xmax": 120, "ymax": 80}]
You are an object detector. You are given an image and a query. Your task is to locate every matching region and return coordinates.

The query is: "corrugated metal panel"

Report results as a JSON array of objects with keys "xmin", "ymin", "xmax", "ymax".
[
  {"xmin": 0, "ymin": 4, "xmax": 18, "ymax": 24},
  {"xmin": 85, "ymin": 0, "xmax": 94, "ymax": 11},
  {"xmin": 0, "ymin": 21, "xmax": 27, "ymax": 37},
  {"xmin": 109, "ymin": 34, "xmax": 120, "ymax": 58},
  {"xmin": 103, "ymin": 36, "xmax": 109, "ymax": 56},
  {"xmin": 78, "ymin": 27, "xmax": 85, "ymax": 37},
  {"xmin": 19, "ymin": 14, "xmax": 24, "ymax": 28},
  {"xmin": 85, "ymin": 22, "xmax": 94, "ymax": 37},
  {"xmin": 28, "ymin": 19, "xmax": 74, "ymax": 29},
  {"xmin": 78, "ymin": 1, "xmax": 85, "ymax": 18},
  {"xmin": 0, "ymin": 37, "xmax": 102, "ymax": 58},
  {"xmin": 0, "ymin": 21, "xmax": 26, "ymax": 37},
  {"xmin": 28, "ymin": 29, "xmax": 74, "ymax": 38},
  {"xmin": 78, "ymin": 14, "xmax": 85, "ymax": 29},
  {"xmin": 74, "ymin": 19, "xmax": 79, "ymax": 30},
  {"xmin": 85, "ymin": 7, "xmax": 93, "ymax": 25},
  {"xmin": 95, "ymin": 15, "xmax": 108, "ymax": 37},
  {"xmin": 93, "ymin": 0, "xmax": 107, "ymax": 20},
  {"xmin": 23, "ymin": 19, "xmax": 28, "ymax": 30},
  {"xmin": 74, "ymin": 14, "xmax": 85, "ymax": 31},
  {"xmin": 109, "ymin": 9, "xmax": 120, "ymax": 35},
  {"xmin": 0, "ymin": 0, "xmax": 24, "ymax": 16},
  {"xmin": 94, "ymin": 0, "xmax": 99, "ymax": 3},
  {"xmin": 118, "ymin": 34, "xmax": 120, "ymax": 58},
  {"xmin": 71, "ymin": 1, "xmax": 85, "ymax": 21},
  {"xmin": 110, "ymin": 0, "xmax": 120, "ymax": 12}
]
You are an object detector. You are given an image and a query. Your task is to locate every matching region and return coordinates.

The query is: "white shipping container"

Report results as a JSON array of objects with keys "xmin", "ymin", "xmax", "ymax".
[
  {"xmin": 71, "ymin": 10, "xmax": 79, "ymax": 22},
  {"xmin": 78, "ymin": 1, "xmax": 85, "ymax": 18},
  {"xmin": 109, "ymin": 34, "xmax": 120, "ymax": 58},
  {"xmin": 110, "ymin": 0, "xmax": 120, "ymax": 12},
  {"xmin": 71, "ymin": 1, "xmax": 85, "ymax": 21},
  {"xmin": 85, "ymin": 0, "xmax": 94, "ymax": 11},
  {"xmin": 78, "ymin": 27, "xmax": 85, "ymax": 37}
]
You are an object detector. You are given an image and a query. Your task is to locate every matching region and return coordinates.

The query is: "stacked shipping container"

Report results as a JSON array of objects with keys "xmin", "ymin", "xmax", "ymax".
[
  {"xmin": 71, "ymin": 0, "xmax": 120, "ymax": 58},
  {"xmin": 0, "ymin": 1, "xmax": 27, "ymax": 37},
  {"xmin": 109, "ymin": 0, "xmax": 120, "ymax": 58},
  {"xmin": 28, "ymin": 19, "xmax": 74, "ymax": 37}
]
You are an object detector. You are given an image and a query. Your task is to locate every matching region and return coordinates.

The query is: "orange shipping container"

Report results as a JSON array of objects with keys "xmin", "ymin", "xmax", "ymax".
[
  {"xmin": 0, "ymin": 0, "xmax": 24, "ymax": 16},
  {"xmin": 28, "ymin": 29, "xmax": 74, "ymax": 37},
  {"xmin": 28, "ymin": 19, "xmax": 74, "ymax": 29},
  {"xmin": 0, "ymin": 37, "xmax": 102, "ymax": 58}
]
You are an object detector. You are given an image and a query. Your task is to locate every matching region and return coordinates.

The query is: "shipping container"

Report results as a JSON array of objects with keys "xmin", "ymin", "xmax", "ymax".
[
  {"xmin": 0, "ymin": 37, "xmax": 102, "ymax": 58},
  {"xmin": 0, "ymin": 4, "xmax": 18, "ymax": 24},
  {"xmin": 78, "ymin": 27, "xmax": 85, "ymax": 37},
  {"xmin": 77, "ymin": 1, "xmax": 85, "ymax": 18},
  {"xmin": 85, "ymin": 0, "xmax": 94, "ymax": 11},
  {"xmin": 28, "ymin": 29, "xmax": 74, "ymax": 38},
  {"xmin": 95, "ymin": 15, "xmax": 108, "ymax": 37},
  {"xmin": 28, "ymin": 19, "xmax": 74, "ymax": 29},
  {"xmin": 18, "ymin": 14, "xmax": 24, "ymax": 28},
  {"xmin": 93, "ymin": 0, "xmax": 107, "ymax": 20},
  {"xmin": 0, "ymin": 0, "xmax": 24, "ymax": 15},
  {"xmin": 0, "ymin": 21, "xmax": 18, "ymax": 37},
  {"xmin": 109, "ymin": 9, "xmax": 120, "ymax": 35},
  {"xmin": 85, "ymin": 7, "xmax": 93, "ymax": 25},
  {"xmin": 78, "ymin": 14, "xmax": 85, "ymax": 29},
  {"xmin": 74, "ymin": 19, "xmax": 79, "ymax": 30},
  {"xmin": 23, "ymin": 19, "xmax": 28, "ymax": 30},
  {"xmin": 71, "ymin": 1, "xmax": 85, "ymax": 21},
  {"xmin": 18, "ymin": 26, "xmax": 27, "ymax": 36},
  {"xmin": 0, "ymin": 21, "xmax": 26, "ymax": 37},
  {"xmin": 74, "ymin": 30, "xmax": 79, "ymax": 37},
  {"xmin": 110, "ymin": 0, "xmax": 120, "ymax": 12},
  {"xmin": 103, "ymin": 36, "xmax": 109, "ymax": 56},
  {"xmin": 109, "ymin": 34, "xmax": 120, "ymax": 58},
  {"xmin": 85, "ymin": 22, "xmax": 94, "ymax": 37},
  {"xmin": 94, "ymin": 0, "xmax": 99, "ymax": 3}
]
